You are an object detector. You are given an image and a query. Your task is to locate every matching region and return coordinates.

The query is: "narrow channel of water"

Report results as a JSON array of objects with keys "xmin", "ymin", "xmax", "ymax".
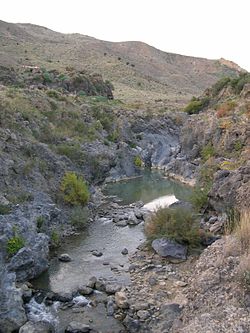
[
  {"xmin": 31, "ymin": 171, "xmax": 192, "ymax": 332},
  {"xmin": 103, "ymin": 169, "xmax": 192, "ymax": 205}
]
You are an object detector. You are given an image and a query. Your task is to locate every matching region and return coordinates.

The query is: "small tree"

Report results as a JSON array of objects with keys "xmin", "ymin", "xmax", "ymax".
[{"xmin": 60, "ymin": 172, "xmax": 89, "ymax": 206}]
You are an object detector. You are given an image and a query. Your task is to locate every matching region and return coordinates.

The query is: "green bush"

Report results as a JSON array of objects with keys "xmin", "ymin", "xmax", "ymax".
[
  {"xmin": 107, "ymin": 129, "xmax": 119, "ymax": 142},
  {"xmin": 70, "ymin": 206, "xmax": 88, "ymax": 228},
  {"xmin": 60, "ymin": 172, "xmax": 90, "ymax": 206},
  {"xmin": 0, "ymin": 204, "xmax": 11, "ymax": 215},
  {"xmin": 134, "ymin": 156, "xmax": 143, "ymax": 167},
  {"xmin": 201, "ymin": 143, "xmax": 215, "ymax": 161},
  {"xmin": 56, "ymin": 143, "xmax": 84, "ymax": 164},
  {"xmin": 190, "ymin": 186, "xmax": 210, "ymax": 211},
  {"xmin": 7, "ymin": 236, "xmax": 25, "ymax": 256},
  {"xmin": 36, "ymin": 216, "xmax": 45, "ymax": 230},
  {"xmin": 183, "ymin": 97, "xmax": 209, "ymax": 115},
  {"xmin": 230, "ymin": 73, "xmax": 250, "ymax": 93},
  {"xmin": 145, "ymin": 207, "xmax": 201, "ymax": 249},
  {"xmin": 211, "ymin": 77, "xmax": 231, "ymax": 96},
  {"xmin": 234, "ymin": 140, "xmax": 243, "ymax": 151},
  {"xmin": 51, "ymin": 230, "xmax": 60, "ymax": 247},
  {"xmin": 43, "ymin": 72, "xmax": 53, "ymax": 83}
]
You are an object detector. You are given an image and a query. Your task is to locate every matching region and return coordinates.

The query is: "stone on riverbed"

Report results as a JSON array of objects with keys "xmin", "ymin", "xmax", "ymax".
[
  {"xmin": 115, "ymin": 291, "xmax": 129, "ymax": 309},
  {"xmin": 59, "ymin": 253, "xmax": 72, "ymax": 262},
  {"xmin": 78, "ymin": 285, "xmax": 93, "ymax": 296},
  {"xmin": 65, "ymin": 321, "xmax": 91, "ymax": 332},
  {"xmin": 92, "ymin": 250, "xmax": 103, "ymax": 257},
  {"xmin": 121, "ymin": 247, "xmax": 128, "ymax": 255},
  {"xmin": 87, "ymin": 276, "xmax": 97, "ymax": 288},
  {"xmin": 152, "ymin": 238, "xmax": 187, "ymax": 260},
  {"xmin": 105, "ymin": 283, "xmax": 122, "ymax": 294}
]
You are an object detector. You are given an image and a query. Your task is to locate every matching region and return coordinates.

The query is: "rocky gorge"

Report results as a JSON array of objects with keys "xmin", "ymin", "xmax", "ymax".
[{"xmin": 0, "ymin": 22, "xmax": 250, "ymax": 333}]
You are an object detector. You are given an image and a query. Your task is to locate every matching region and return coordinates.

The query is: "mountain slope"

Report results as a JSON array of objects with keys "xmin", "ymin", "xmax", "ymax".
[{"xmin": 0, "ymin": 20, "xmax": 244, "ymax": 106}]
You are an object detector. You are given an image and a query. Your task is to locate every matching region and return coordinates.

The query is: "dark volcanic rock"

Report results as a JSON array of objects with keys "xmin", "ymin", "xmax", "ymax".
[{"xmin": 152, "ymin": 238, "xmax": 187, "ymax": 260}]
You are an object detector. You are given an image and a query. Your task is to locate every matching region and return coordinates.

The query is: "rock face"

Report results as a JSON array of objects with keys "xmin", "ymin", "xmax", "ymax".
[
  {"xmin": 152, "ymin": 238, "xmax": 187, "ymax": 260},
  {"xmin": 0, "ymin": 261, "xmax": 27, "ymax": 333},
  {"xmin": 8, "ymin": 233, "xmax": 49, "ymax": 281},
  {"xmin": 170, "ymin": 237, "xmax": 250, "ymax": 333}
]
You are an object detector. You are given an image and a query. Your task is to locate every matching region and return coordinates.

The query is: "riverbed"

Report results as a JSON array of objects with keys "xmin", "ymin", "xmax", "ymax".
[{"xmin": 31, "ymin": 171, "xmax": 192, "ymax": 332}]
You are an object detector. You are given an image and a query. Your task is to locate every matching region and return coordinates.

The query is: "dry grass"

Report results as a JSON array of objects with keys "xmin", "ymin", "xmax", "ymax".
[
  {"xmin": 235, "ymin": 210, "xmax": 250, "ymax": 253},
  {"xmin": 237, "ymin": 253, "xmax": 250, "ymax": 290}
]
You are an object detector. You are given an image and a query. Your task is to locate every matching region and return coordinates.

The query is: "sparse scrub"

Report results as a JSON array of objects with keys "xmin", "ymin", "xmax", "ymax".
[
  {"xmin": 216, "ymin": 100, "xmax": 237, "ymax": 118},
  {"xmin": 0, "ymin": 204, "xmax": 11, "ymax": 215},
  {"xmin": 145, "ymin": 207, "xmax": 201, "ymax": 249},
  {"xmin": 201, "ymin": 143, "xmax": 215, "ymax": 161},
  {"xmin": 234, "ymin": 140, "xmax": 243, "ymax": 152},
  {"xmin": 190, "ymin": 185, "xmax": 210, "ymax": 211},
  {"xmin": 50, "ymin": 230, "xmax": 60, "ymax": 247},
  {"xmin": 183, "ymin": 97, "xmax": 209, "ymax": 115},
  {"xmin": 70, "ymin": 206, "xmax": 88, "ymax": 228},
  {"xmin": 134, "ymin": 156, "xmax": 143, "ymax": 167},
  {"xmin": 56, "ymin": 143, "xmax": 84, "ymax": 164},
  {"xmin": 60, "ymin": 172, "xmax": 89, "ymax": 206},
  {"xmin": 7, "ymin": 235, "xmax": 25, "ymax": 256},
  {"xmin": 36, "ymin": 216, "xmax": 45, "ymax": 230},
  {"xmin": 211, "ymin": 77, "xmax": 231, "ymax": 96}
]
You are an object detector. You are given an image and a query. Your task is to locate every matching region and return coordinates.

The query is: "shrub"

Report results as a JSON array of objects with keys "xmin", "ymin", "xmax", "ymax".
[
  {"xmin": 60, "ymin": 172, "xmax": 89, "ymax": 206},
  {"xmin": 145, "ymin": 207, "xmax": 201, "ymax": 249},
  {"xmin": 0, "ymin": 204, "xmax": 11, "ymax": 215},
  {"xmin": 211, "ymin": 77, "xmax": 231, "ymax": 96},
  {"xmin": 70, "ymin": 206, "xmax": 88, "ymax": 228},
  {"xmin": 7, "ymin": 236, "xmax": 25, "ymax": 256},
  {"xmin": 134, "ymin": 156, "xmax": 143, "ymax": 167},
  {"xmin": 201, "ymin": 143, "xmax": 215, "ymax": 161},
  {"xmin": 190, "ymin": 185, "xmax": 210, "ymax": 211},
  {"xmin": 216, "ymin": 100, "xmax": 237, "ymax": 118},
  {"xmin": 183, "ymin": 97, "xmax": 209, "ymax": 115},
  {"xmin": 234, "ymin": 140, "xmax": 243, "ymax": 152},
  {"xmin": 43, "ymin": 71, "xmax": 53, "ymax": 83},
  {"xmin": 36, "ymin": 216, "xmax": 45, "ymax": 230},
  {"xmin": 51, "ymin": 230, "xmax": 60, "ymax": 247},
  {"xmin": 107, "ymin": 129, "xmax": 119, "ymax": 142},
  {"xmin": 231, "ymin": 73, "xmax": 250, "ymax": 94},
  {"xmin": 56, "ymin": 143, "xmax": 84, "ymax": 164}
]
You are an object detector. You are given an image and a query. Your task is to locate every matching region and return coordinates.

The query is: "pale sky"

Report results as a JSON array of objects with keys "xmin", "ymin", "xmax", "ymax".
[{"xmin": 1, "ymin": 0, "xmax": 250, "ymax": 71}]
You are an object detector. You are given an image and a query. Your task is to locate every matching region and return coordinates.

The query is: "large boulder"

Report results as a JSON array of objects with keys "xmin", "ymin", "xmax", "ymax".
[
  {"xmin": 152, "ymin": 238, "xmax": 187, "ymax": 260},
  {"xmin": 8, "ymin": 233, "xmax": 49, "ymax": 282}
]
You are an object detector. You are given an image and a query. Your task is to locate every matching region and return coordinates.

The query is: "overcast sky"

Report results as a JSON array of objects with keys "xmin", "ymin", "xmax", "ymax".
[{"xmin": 1, "ymin": 0, "xmax": 249, "ymax": 71}]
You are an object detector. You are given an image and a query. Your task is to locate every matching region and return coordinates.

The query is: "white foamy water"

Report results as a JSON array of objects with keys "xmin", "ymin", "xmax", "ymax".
[
  {"xmin": 26, "ymin": 298, "xmax": 59, "ymax": 327},
  {"xmin": 143, "ymin": 195, "xmax": 178, "ymax": 211},
  {"xmin": 73, "ymin": 295, "xmax": 91, "ymax": 307}
]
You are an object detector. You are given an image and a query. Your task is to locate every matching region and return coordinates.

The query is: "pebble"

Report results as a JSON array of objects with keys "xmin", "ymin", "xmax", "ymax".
[
  {"xmin": 92, "ymin": 250, "xmax": 103, "ymax": 257},
  {"xmin": 121, "ymin": 248, "xmax": 129, "ymax": 255}
]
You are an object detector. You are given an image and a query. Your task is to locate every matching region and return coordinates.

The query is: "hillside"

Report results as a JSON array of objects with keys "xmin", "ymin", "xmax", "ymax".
[{"xmin": 0, "ymin": 20, "xmax": 244, "ymax": 106}]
